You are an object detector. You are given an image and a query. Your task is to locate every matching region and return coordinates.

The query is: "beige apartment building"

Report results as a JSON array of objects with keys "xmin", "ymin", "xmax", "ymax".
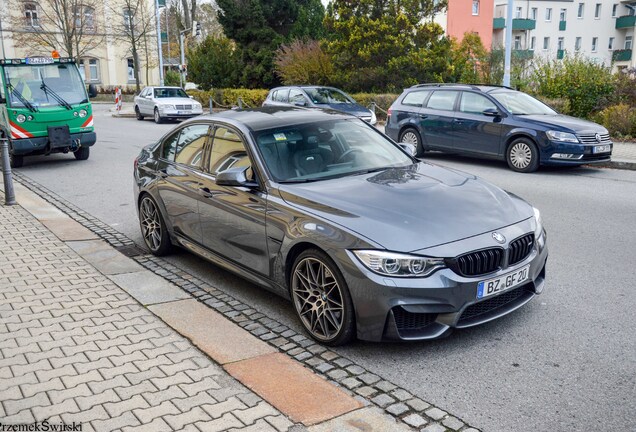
[{"xmin": 0, "ymin": 0, "xmax": 161, "ymax": 89}]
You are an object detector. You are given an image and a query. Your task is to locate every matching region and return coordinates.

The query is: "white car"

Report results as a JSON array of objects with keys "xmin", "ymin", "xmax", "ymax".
[{"xmin": 134, "ymin": 86, "xmax": 203, "ymax": 124}]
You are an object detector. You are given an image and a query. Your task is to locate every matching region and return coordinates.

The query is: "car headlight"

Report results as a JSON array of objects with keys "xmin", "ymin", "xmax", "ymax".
[
  {"xmin": 160, "ymin": 104, "xmax": 175, "ymax": 110},
  {"xmin": 533, "ymin": 207, "xmax": 543, "ymax": 238},
  {"xmin": 546, "ymin": 130, "xmax": 579, "ymax": 143},
  {"xmin": 78, "ymin": 109, "xmax": 87, "ymax": 118},
  {"xmin": 16, "ymin": 114, "xmax": 26, "ymax": 123},
  {"xmin": 352, "ymin": 250, "xmax": 445, "ymax": 277}
]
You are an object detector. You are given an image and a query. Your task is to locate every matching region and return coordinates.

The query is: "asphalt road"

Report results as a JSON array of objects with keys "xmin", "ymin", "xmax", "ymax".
[{"xmin": 16, "ymin": 104, "xmax": 636, "ymax": 432}]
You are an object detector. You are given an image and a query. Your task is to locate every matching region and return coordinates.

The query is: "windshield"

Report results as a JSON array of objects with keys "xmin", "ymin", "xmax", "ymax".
[
  {"xmin": 304, "ymin": 88, "xmax": 354, "ymax": 105},
  {"xmin": 489, "ymin": 90, "xmax": 557, "ymax": 115},
  {"xmin": 154, "ymin": 88, "xmax": 189, "ymax": 98},
  {"xmin": 253, "ymin": 119, "xmax": 414, "ymax": 183},
  {"xmin": 3, "ymin": 63, "xmax": 87, "ymax": 108}
]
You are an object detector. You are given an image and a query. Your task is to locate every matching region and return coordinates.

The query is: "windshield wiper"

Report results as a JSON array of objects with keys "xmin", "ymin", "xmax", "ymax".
[
  {"xmin": 6, "ymin": 83, "xmax": 38, "ymax": 112},
  {"xmin": 40, "ymin": 80, "xmax": 72, "ymax": 110}
]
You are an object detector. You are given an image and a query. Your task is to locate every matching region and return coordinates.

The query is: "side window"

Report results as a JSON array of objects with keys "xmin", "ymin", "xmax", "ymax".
[
  {"xmin": 273, "ymin": 89, "xmax": 289, "ymax": 102},
  {"xmin": 270, "ymin": 90, "xmax": 277, "ymax": 101},
  {"xmin": 208, "ymin": 126, "xmax": 252, "ymax": 176},
  {"xmin": 174, "ymin": 124, "xmax": 210, "ymax": 168},
  {"xmin": 289, "ymin": 89, "xmax": 307, "ymax": 104},
  {"xmin": 426, "ymin": 91, "xmax": 458, "ymax": 111},
  {"xmin": 459, "ymin": 92, "xmax": 497, "ymax": 115},
  {"xmin": 161, "ymin": 130, "xmax": 181, "ymax": 161},
  {"xmin": 402, "ymin": 90, "xmax": 430, "ymax": 107}
]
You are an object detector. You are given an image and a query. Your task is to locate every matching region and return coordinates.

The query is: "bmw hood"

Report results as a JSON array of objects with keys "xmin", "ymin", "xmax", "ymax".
[
  {"xmin": 316, "ymin": 103, "xmax": 371, "ymax": 118},
  {"xmin": 278, "ymin": 163, "xmax": 533, "ymax": 251},
  {"xmin": 517, "ymin": 114, "xmax": 608, "ymax": 134}
]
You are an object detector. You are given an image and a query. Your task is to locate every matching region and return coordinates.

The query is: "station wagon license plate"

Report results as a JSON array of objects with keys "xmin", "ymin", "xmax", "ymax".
[
  {"xmin": 477, "ymin": 265, "xmax": 530, "ymax": 299},
  {"xmin": 593, "ymin": 144, "xmax": 611, "ymax": 154}
]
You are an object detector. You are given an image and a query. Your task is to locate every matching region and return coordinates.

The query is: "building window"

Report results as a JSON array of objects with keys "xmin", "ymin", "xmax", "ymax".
[
  {"xmin": 74, "ymin": 6, "xmax": 95, "ymax": 31},
  {"xmin": 123, "ymin": 8, "xmax": 133, "ymax": 31},
  {"xmin": 560, "ymin": 9, "xmax": 567, "ymax": 21},
  {"xmin": 24, "ymin": 3, "xmax": 39, "ymax": 27},
  {"xmin": 595, "ymin": 4, "xmax": 601, "ymax": 19},
  {"xmin": 472, "ymin": 0, "xmax": 479, "ymax": 16},
  {"xmin": 531, "ymin": 8, "xmax": 538, "ymax": 20},
  {"xmin": 578, "ymin": 3, "xmax": 584, "ymax": 18},
  {"xmin": 608, "ymin": 37, "xmax": 614, "ymax": 50},
  {"xmin": 514, "ymin": 35, "xmax": 521, "ymax": 50},
  {"xmin": 626, "ymin": 36, "xmax": 633, "ymax": 50},
  {"xmin": 530, "ymin": 36, "xmax": 536, "ymax": 50},
  {"xmin": 545, "ymin": 8, "xmax": 552, "ymax": 21},
  {"xmin": 515, "ymin": 6, "xmax": 523, "ymax": 19},
  {"xmin": 591, "ymin": 37, "xmax": 598, "ymax": 52},
  {"xmin": 543, "ymin": 37, "xmax": 550, "ymax": 50},
  {"xmin": 612, "ymin": 4, "xmax": 618, "ymax": 17},
  {"xmin": 79, "ymin": 58, "xmax": 100, "ymax": 82},
  {"xmin": 575, "ymin": 37, "xmax": 582, "ymax": 51},
  {"xmin": 558, "ymin": 37, "xmax": 564, "ymax": 51},
  {"xmin": 127, "ymin": 58, "xmax": 136, "ymax": 82}
]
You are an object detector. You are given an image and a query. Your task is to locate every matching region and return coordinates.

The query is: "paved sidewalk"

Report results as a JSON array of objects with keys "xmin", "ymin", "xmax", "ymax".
[{"xmin": 0, "ymin": 204, "xmax": 295, "ymax": 432}]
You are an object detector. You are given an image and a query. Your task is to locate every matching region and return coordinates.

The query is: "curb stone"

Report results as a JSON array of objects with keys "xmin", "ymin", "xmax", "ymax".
[{"xmin": 9, "ymin": 171, "xmax": 481, "ymax": 432}]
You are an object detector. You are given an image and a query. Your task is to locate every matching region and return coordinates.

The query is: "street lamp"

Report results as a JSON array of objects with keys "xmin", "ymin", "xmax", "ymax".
[
  {"xmin": 503, "ymin": 0, "xmax": 514, "ymax": 87},
  {"xmin": 155, "ymin": 0, "xmax": 166, "ymax": 86}
]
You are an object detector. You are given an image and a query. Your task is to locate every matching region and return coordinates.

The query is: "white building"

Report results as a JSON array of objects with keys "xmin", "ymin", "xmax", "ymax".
[{"xmin": 492, "ymin": 0, "xmax": 635, "ymax": 70}]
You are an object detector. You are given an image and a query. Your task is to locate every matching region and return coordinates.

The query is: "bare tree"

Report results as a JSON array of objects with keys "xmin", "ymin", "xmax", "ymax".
[
  {"xmin": 8, "ymin": 0, "xmax": 104, "ymax": 62},
  {"xmin": 108, "ymin": 0, "xmax": 156, "ymax": 92}
]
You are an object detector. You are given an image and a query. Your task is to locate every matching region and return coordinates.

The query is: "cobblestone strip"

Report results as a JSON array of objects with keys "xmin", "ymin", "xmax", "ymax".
[
  {"xmin": 0, "ymin": 204, "xmax": 295, "ymax": 432},
  {"xmin": 12, "ymin": 173, "xmax": 480, "ymax": 431}
]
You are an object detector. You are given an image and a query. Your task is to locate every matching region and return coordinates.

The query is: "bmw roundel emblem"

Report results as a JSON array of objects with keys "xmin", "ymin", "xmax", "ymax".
[{"xmin": 492, "ymin": 232, "xmax": 506, "ymax": 244}]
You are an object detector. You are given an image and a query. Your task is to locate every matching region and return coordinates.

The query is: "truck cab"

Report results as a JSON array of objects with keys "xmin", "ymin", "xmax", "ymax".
[{"xmin": 0, "ymin": 56, "xmax": 96, "ymax": 168}]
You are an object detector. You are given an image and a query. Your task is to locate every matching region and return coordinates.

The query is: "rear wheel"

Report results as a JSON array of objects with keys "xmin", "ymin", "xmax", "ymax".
[
  {"xmin": 154, "ymin": 108, "xmax": 163, "ymax": 124},
  {"xmin": 135, "ymin": 106, "xmax": 144, "ymax": 121},
  {"xmin": 73, "ymin": 147, "xmax": 90, "ymax": 160},
  {"xmin": 290, "ymin": 249, "xmax": 356, "ymax": 346},
  {"xmin": 138, "ymin": 194, "xmax": 172, "ymax": 255},
  {"xmin": 506, "ymin": 138, "xmax": 539, "ymax": 173},
  {"xmin": 399, "ymin": 128, "xmax": 423, "ymax": 157}
]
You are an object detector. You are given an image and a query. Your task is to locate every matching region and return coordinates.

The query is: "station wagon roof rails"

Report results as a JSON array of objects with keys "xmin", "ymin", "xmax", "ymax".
[
  {"xmin": 410, "ymin": 83, "xmax": 481, "ymax": 91},
  {"xmin": 467, "ymin": 84, "xmax": 514, "ymax": 91}
]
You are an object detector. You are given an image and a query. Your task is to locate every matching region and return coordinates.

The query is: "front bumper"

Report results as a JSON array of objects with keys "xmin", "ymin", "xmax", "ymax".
[
  {"xmin": 159, "ymin": 108, "xmax": 203, "ymax": 119},
  {"xmin": 541, "ymin": 140, "xmax": 612, "ymax": 166},
  {"xmin": 337, "ymin": 220, "xmax": 548, "ymax": 341},
  {"xmin": 11, "ymin": 132, "xmax": 96, "ymax": 156}
]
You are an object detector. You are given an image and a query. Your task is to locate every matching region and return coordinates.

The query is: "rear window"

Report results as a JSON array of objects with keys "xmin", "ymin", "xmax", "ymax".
[
  {"xmin": 426, "ymin": 91, "xmax": 458, "ymax": 111},
  {"xmin": 402, "ymin": 90, "xmax": 430, "ymax": 107}
]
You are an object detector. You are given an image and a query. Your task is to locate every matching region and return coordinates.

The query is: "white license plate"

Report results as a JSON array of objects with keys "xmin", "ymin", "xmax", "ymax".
[
  {"xmin": 177, "ymin": 110, "xmax": 192, "ymax": 115},
  {"xmin": 593, "ymin": 144, "xmax": 610, "ymax": 154},
  {"xmin": 477, "ymin": 265, "xmax": 530, "ymax": 299}
]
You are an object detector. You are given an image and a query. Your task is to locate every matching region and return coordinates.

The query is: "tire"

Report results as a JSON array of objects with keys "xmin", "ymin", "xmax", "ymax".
[
  {"xmin": 506, "ymin": 138, "xmax": 539, "ymax": 173},
  {"xmin": 154, "ymin": 108, "xmax": 163, "ymax": 124},
  {"xmin": 135, "ymin": 106, "xmax": 144, "ymax": 121},
  {"xmin": 138, "ymin": 194, "xmax": 172, "ymax": 256},
  {"xmin": 399, "ymin": 128, "xmax": 424, "ymax": 157},
  {"xmin": 73, "ymin": 147, "xmax": 90, "ymax": 160},
  {"xmin": 9, "ymin": 152, "xmax": 24, "ymax": 168},
  {"xmin": 290, "ymin": 249, "xmax": 356, "ymax": 346}
]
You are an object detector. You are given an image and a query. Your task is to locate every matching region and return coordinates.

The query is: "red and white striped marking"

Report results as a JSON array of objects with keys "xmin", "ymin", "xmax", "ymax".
[
  {"xmin": 115, "ymin": 87, "xmax": 122, "ymax": 112},
  {"xmin": 81, "ymin": 115, "xmax": 94, "ymax": 128},
  {"xmin": 9, "ymin": 121, "xmax": 34, "ymax": 139}
]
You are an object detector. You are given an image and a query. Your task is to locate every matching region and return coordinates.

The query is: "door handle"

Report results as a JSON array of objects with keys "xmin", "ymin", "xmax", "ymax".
[
  {"xmin": 418, "ymin": 114, "xmax": 428, "ymax": 119},
  {"xmin": 199, "ymin": 186, "xmax": 213, "ymax": 197},
  {"xmin": 157, "ymin": 169, "xmax": 168, "ymax": 178},
  {"xmin": 453, "ymin": 119, "xmax": 464, "ymax": 123}
]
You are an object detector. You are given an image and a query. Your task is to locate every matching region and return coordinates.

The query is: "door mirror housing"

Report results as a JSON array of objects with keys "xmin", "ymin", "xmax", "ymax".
[
  {"xmin": 482, "ymin": 108, "xmax": 500, "ymax": 117},
  {"xmin": 216, "ymin": 166, "xmax": 257, "ymax": 188},
  {"xmin": 293, "ymin": 100, "xmax": 307, "ymax": 107},
  {"xmin": 87, "ymin": 84, "xmax": 98, "ymax": 99}
]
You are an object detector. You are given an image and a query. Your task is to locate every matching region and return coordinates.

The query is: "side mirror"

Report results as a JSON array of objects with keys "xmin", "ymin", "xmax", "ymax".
[
  {"xmin": 189, "ymin": 95, "xmax": 194, "ymax": 99},
  {"xmin": 87, "ymin": 84, "xmax": 98, "ymax": 99},
  {"xmin": 398, "ymin": 143, "xmax": 417, "ymax": 157},
  {"xmin": 216, "ymin": 166, "xmax": 257, "ymax": 187},
  {"xmin": 482, "ymin": 108, "xmax": 500, "ymax": 117},
  {"xmin": 294, "ymin": 100, "xmax": 307, "ymax": 107}
]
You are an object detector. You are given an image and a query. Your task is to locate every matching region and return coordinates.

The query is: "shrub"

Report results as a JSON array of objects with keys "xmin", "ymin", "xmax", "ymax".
[
  {"xmin": 274, "ymin": 40, "xmax": 334, "ymax": 86},
  {"xmin": 164, "ymin": 69, "xmax": 181, "ymax": 87},
  {"xmin": 350, "ymin": 93, "xmax": 399, "ymax": 121},
  {"xmin": 593, "ymin": 104, "xmax": 636, "ymax": 138},
  {"xmin": 186, "ymin": 36, "xmax": 242, "ymax": 90},
  {"xmin": 186, "ymin": 89, "xmax": 268, "ymax": 108},
  {"xmin": 533, "ymin": 96, "xmax": 570, "ymax": 114}
]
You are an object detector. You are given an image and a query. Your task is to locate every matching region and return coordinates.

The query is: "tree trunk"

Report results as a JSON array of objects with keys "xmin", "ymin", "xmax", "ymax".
[{"xmin": 181, "ymin": 0, "xmax": 190, "ymax": 28}]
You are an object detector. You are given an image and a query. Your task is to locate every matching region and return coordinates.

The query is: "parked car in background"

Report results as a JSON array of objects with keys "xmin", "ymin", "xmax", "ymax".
[
  {"xmin": 385, "ymin": 84, "xmax": 613, "ymax": 172},
  {"xmin": 134, "ymin": 86, "xmax": 203, "ymax": 124},
  {"xmin": 134, "ymin": 106, "xmax": 547, "ymax": 345},
  {"xmin": 263, "ymin": 86, "xmax": 377, "ymax": 125}
]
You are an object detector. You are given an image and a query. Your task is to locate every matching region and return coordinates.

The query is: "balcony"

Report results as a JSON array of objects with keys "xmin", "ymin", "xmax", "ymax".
[
  {"xmin": 513, "ymin": 49, "xmax": 534, "ymax": 60},
  {"xmin": 615, "ymin": 15, "xmax": 636, "ymax": 29},
  {"xmin": 557, "ymin": 49, "xmax": 565, "ymax": 59},
  {"xmin": 492, "ymin": 18, "xmax": 536, "ymax": 30},
  {"xmin": 559, "ymin": 20, "xmax": 566, "ymax": 31},
  {"xmin": 612, "ymin": 49, "xmax": 632, "ymax": 62}
]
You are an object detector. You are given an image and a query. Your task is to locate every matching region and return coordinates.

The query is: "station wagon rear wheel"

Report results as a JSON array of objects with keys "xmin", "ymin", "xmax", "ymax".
[
  {"xmin": 139, "ymin": 195, "xmax": 172, "ymax": 255},
  {"xmin": 291, "ymin": 249, "xmax": 355, "ymax": 346},
  {"xmin": 506, "ymin": 138, "xmax": 539, "ymax": 173},
  {"xmin": 399, "ymin": 128, "xmax": 423, "ymax": 157}
]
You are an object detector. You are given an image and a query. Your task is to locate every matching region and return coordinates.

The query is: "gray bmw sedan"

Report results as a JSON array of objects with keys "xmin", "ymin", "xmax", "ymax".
[{"xmin": 134, "ymin": 107, "xmax": 548, "ymax": 345}]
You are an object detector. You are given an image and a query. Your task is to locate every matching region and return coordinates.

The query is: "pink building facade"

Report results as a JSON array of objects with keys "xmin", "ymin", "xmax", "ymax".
[{"xmin": 444, "ymin": 0, "xmax": 494, "ymax": 48}]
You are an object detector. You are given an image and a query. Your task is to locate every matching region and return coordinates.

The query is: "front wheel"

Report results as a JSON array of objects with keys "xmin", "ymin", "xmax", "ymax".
[
  {"xmin": 154, "ymin": 108, "xmax": 163, "ymax": 124},
  {"xmin": 290, "ymin": 249, "xmax": 356, "ymax": 346},
  {"xmin": 135, "ymin": 106, "xmax": 144, "ymax": 121},
  {"xmin": 506, "ymin": 138, "xmax": 539, "ymax": 173},
  {"xmin": 10, "ymin": 153, "xmax": 24, "ymax": 168},
  {"xmin": 399, "ymin": 128, "xmax": 423, "ymax": 157},
  {"xmin": 138, "ymin": 195, "xmax": 172, "ymax": 255},
  {"xmin": 73, "ymin": 147, "xmax": 90, "ymax": 160}
]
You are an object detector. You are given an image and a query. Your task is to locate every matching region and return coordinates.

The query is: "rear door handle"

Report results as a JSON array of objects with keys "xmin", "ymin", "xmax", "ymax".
[{"xmin": 199, "ymin": 186, "xmax": 213, "ymax": 198}]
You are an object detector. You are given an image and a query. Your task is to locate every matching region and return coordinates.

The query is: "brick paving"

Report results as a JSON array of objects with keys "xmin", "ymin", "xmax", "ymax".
[{"xmin": 0, "ymin": 204, "xmax": 295, "ymax": 431}]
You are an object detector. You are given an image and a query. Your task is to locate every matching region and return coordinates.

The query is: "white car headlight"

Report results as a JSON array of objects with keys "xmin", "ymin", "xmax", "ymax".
[
  {"xmin": 533, "ymin": 207, "xmax": 543, "ymax": 238},
  {"xmin": 160, "ymin": 104, "xmax": 175, "ymax": 110},
  {"xmin": 546, "ymin": 130, "xmax": 579, "ymax": 143},
  {"xmin": 353, "ymin": 250, "xmax": 445, "ymax": 277}
]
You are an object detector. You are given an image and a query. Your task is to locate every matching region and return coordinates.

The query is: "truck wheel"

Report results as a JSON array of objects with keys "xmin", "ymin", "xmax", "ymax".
[
  {"xmin": 10, "ymin": 153, "xmax": 24, "ymax": 168},
  {"xmin": 74, "ymin": 147, "xmax": 90, "ymax": 160}
]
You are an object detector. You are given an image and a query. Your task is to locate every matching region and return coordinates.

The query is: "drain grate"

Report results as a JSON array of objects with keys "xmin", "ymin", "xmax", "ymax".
[{"xmin": 114, "ymin": 244, "xmax": 148, "ymax": 257}]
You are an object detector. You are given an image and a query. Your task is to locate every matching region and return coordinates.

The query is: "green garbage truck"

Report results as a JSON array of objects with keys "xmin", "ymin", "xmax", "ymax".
[{"xmin": 0, "ymin": 56, "xmax": 96, "ymax": 168}]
